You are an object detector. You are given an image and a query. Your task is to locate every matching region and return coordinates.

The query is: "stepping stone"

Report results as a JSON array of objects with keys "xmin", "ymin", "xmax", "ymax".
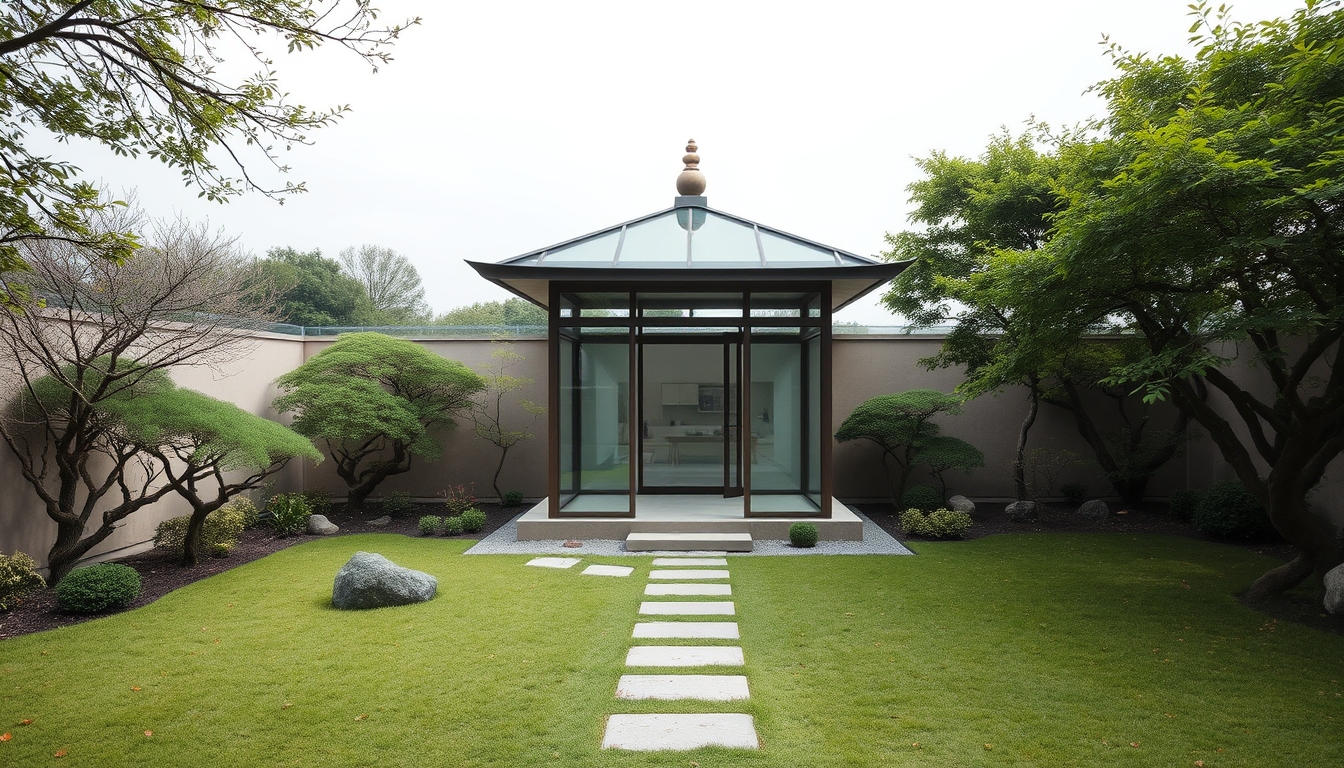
[
  {"xmin": 645, "ymin": 583, "xmax": 731, "ymax": 596},
  {"xmin": 648, "ymin": 569, "xmax": 729, "ymax": 580},
  {"xmin": 602, "ymin": 714, "xmax": 759, "ymax": 751},
  {"xmin": 625, "ymin": 646, "xmax": 744, "ymax": 667},
  {"xmin": 651, "ymin": 557, "xmax": 727, "ymax": 566},
  {"xmin": 616, "ymin": 674, "xmax": 750, "ymax": 701},
  {"xmin": 639, "ymin": 601, "xmax": 734, "ymax": 616},
  {"xmin": 633, "ymin": 622, "xmax": 739, "ymax": 639},
  {"xmin": 582, "ymin": 564, "xmax": 633, "ymax": 577},
  {"xmin": 526, "ymin": 557, "xmax": 581, "ymax": 569}
]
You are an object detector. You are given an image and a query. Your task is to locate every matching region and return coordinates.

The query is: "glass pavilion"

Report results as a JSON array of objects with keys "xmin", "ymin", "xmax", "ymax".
[{"xmin": 468, "ymin": 143, "xmax": 907, "ymax": 521}]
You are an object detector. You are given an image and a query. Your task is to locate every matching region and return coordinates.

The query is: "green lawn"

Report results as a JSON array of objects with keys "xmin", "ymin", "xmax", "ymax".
[{"xmin": 1, "ymin": 533, "xmax": 1340, "ymax": 766}]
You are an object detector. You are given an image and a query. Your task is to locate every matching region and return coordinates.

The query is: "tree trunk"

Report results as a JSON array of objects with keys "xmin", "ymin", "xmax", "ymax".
[
  {"xmin": 335, "ymin": 443, "xmax": 413, "ymax": 510},
  {"xmin": 45, "ymin": 519, "xmax": 108, "ymax": 585},
  {"xmin": 183, "ymin": 508, "xmax": 208, "ymax": 566},
  {"xmin": 491, "ymin": 446, "xmax": 509, "ymax": 502},
  {"xmin": 1013, "ymin": 383, "xmax": 1040, "ymax": 502}
]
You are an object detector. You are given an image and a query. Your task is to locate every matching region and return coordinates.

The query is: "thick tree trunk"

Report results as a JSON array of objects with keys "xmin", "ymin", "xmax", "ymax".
[
  {"xmin": 45, "ymin": 519, "xmax": 108, "ymax": 585},
  {"xmin": 340, "ymin": 457, "xmax": 413, "ymax": 510},
  {"xmin": 491, "ymin": 447, "xmax": 509, "ymax": 502},
  {"xmin": 1013, "ymin": 384, "xmax": 1040, "ymax": 502}
]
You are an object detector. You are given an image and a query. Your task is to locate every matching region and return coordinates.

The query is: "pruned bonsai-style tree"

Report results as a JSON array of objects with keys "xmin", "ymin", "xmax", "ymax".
[
  {"xmin": 102, "ymin": 376, "xmax": 321, "ymax": 565},
  {"xmin": 0, "ymin": 209, "xmax": 280, "ymax": 584},
  {"xmin": 468, "ymin": 341, "xmax": 544, "ymax": 502},
  {"xmin": 834, "ymin": 390, "xmax": 980, "ymax": 505},
  {"xmin": 273, "ymin": 333, "xmax": 486, "ymax": 509}
]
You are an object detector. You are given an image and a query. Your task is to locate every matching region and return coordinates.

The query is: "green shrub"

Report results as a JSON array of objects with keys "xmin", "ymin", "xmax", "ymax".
[
  {"xmin": 899, "ymin": 508, "xmax": 973, "ymax": 539},
  {"xmin": 503, "ymin": 489, "xmax": 525, "ymax": 507},
  {"xmin": 459, "ymin": 508, "xmax": 487, "ymax": 534},
  {"xmin": 225, "ymin": 497, "xmax": 260, "ymax": 528},
  {"xmin": 1168, "ymin": 489, "xmax": 1201, "ymax": 522},
  {"xmin": 1, "ymin": 551, "xmax": 46, "ymax": 612},
  {"xmin": 901, "ymin": 485, "xmax": 941, "ymax": 512},
  {"xmin": 381, "ymin": 491, "xmax": 414, "ymax": 518},
  {"xmin": 55, "ymin": 563, "xmax": 141, "ymax": 614},
  {"xmin": 153, "ymin": 504, "xmax": 249, "ymax": 555},
  {"xmin": 1060, "ymin": 482, "xmax": 1088, "ymax": 505},
  {"xmin": 267, "ymin": 494, "xmax": 312, "ymax": 536},
  {"xmin": 1192, "ymin": 482, "xmax": 1274, "ymax": 541},
  {"xmin": 443, "ymin": 516, "xmax": 466, "ymax": 536},
  {"xmin": 441, "ymin": 483, "xmax": 476, "ymax": 517},
  {"xmin": 299, "ymin": 490, "xmax": 331, "ymax": 517},
  {"xmin": 418, "ymin": 515, "xmax": 443, "ymax": 536},
  {"xmin": 789, "ymin": 522, "xmax": 819, "ymax": 548}
]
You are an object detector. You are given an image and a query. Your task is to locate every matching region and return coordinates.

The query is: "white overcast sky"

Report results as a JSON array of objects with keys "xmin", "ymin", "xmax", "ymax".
[{"xmin": 45, "ymin": 0, "xmax": 1305, "ymax": 324}]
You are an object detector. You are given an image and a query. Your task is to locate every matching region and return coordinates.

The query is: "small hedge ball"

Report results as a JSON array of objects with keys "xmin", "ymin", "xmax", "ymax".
[
  {"xmin": 56, "ymin": 563, "xmax": 141, "ymax": 614},
  {"xmin": 459, "ymin": 508, "xmax": 487, "ymax": 534},
  {"xmin": 789, "ymin": 522, "xmax": 819, "ymax": 548},
  {"xmin": 442, "ymin": 516, "xmax": 466, "ymax": 536},
  {"xmin": 417, "ymin": 515, "xmax": 443, "ymax": 536}
]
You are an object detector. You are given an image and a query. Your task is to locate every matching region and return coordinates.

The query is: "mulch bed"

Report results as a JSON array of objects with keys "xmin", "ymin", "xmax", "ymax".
[
  {"xmin": 0, "ymin": 502, "xmax": 517, "ymax": 641},
  {"xmin": 4, "ymin": 500, "xmax": 1340, "ymax": 639}
]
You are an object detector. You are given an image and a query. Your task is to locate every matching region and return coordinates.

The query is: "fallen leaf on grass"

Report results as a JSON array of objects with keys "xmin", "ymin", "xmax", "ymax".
[
  {"xmin": 911, "ymin": 742, "xmax": 921, "ymax": 749},
  {"xmin": 984, "ymin": 744, "xmax": 993, "ymax": 750},
  {"xmin": 1194, "ymin": 762, "xmax": 1205, "ymax": 767},
  {"xmin": 1, "ymin": 733, "xmax": 11, "ymax": 742},
  {"xmin": 1130, "ymin": 742, "xmax": 1140, "ymax": 748},
  {"xmin": 144, "ymin": 731, "xmax": 153, "ymax": 737},
  {"xmin": 54, "ymin": 749, "xmax": 67, "ymax": 757},
  {"xmin": 131, "ymin": 686, "xmax": 141, "ymax": 692},
  {"xmin": 282, "ymin": 703, "xmax": 292, "ymax": 710},
  {"xmin": 19, "ymin": 720, "xmax": 32, "ymax": 726},
  {"xmin": 354, "ymin": 714, "xmax": 367, "ymax": 721}
]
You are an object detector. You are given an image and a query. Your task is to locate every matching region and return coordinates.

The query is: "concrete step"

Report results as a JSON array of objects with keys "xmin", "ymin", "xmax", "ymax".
[{"xmin": 626, "ymin": 532, "xmax": 753, "ymax": 552}]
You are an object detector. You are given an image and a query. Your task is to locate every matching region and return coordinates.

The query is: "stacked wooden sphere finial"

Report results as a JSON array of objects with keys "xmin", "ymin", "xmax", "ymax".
[{"xmin": 676, "ymin": 139, "xmax": 706, "ymax": 196}]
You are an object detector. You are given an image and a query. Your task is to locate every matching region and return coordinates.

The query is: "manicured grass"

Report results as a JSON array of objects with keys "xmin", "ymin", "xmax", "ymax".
[{"xmin": 1, "ymin": 533, "xmax": 1341, "ymax": 766}]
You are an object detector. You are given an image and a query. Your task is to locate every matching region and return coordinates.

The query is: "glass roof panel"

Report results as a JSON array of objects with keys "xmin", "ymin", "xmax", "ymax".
[
  {"xmin": 838, "ymin": 253, "xmax": 875, "ymax": 265},
  {"xmin": 690, "ymin": 212, "xmax": 761, "ymax": 263},
  {"xmin": 541, "ymin": 230, "xmax": 621, "ymax": 264},
  {"xmin": 759, "ymin": 230, "xmax": 839, "ymax": 265},
  {"xmin": 616, "ymin": 212, "xmax": 688, "ymax": 265}
]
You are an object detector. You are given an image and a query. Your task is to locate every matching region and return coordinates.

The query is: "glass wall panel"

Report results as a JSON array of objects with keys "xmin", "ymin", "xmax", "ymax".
[
  {"xmin": 559, "ymin": 336, "xmax": 630, "ymax": 514},
  {"xmin": 806, "ymin": 333, "xmax": 823, "ymax": 508},
  {"xmin": 558, "ymin": 335, "xmax": 576, "ymax": 506},
  {"xmin": 749, "ymin": 340, "xmax": 802, "ymax": 493},
  {"xmin": 640, "ymin": 343, "xmax": 726, "ymax": 490}
]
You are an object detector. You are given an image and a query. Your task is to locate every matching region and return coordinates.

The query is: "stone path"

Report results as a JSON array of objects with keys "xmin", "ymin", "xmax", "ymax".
[{"xmin": 603, "ymin": 556, "xmax": 760, "ymax": 751}]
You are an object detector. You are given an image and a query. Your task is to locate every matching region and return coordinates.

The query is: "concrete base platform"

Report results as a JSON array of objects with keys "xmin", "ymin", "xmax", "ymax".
[
  {"xmin": 627, "ymin": 532, "xmax": 753, "ymax": 552},
  {"xmin": 515, "ymin": 496, "xmax": 864, "ymax": 542},
  {"xmin": 602, "ymin": 713, "xmax": 759, "ymax": 751}
]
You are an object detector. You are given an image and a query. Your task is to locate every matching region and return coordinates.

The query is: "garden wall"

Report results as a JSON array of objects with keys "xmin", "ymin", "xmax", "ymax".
[{"xmin": 2, "ymin": 331, "xmax": 1338, "ymax": 571}]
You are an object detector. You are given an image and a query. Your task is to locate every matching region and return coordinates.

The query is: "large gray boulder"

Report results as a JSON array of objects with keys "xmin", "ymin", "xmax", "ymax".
[
  {"xmin": 1077, "ymin": 499, "xmax": 1110, "ymax": 520},
  {"xmin": 1004, "ymin": 501, "xmax": 1039, "ymax": 522},
  {"xmin": 948, "ymin": 495, "xmax": 976, "ymax": 515},
  {"xmin": 332, "ymin": 551, "xmax": 437, "ymax": 610},
  {"xmin": 308, "ymin": 514, "xmax": 339, "ymax": 535},
  {"xmin": 1325, "ymin": 563, "xmax": 1344, "ymax": 615}
]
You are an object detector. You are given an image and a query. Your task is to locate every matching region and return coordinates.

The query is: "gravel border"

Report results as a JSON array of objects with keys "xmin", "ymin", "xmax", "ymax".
[{"xmin": 462, "ymin": 510, "xmax": 914, "ymax": 556}]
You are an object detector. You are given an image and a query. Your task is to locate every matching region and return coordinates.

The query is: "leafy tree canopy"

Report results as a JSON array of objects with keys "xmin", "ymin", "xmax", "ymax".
[
  {"xmin": 0, "ymin": 1, "xmax": 415, "ymax": 287},
  {"xmin": 272, "ymin": 332, "xmax": 486, "ymax": 507},
  {"xmin": 835, "ymin": 390, "xmax": 971, "ymax": 504},
  {"xmin": 260, "ymin": 246, "xmax": 375, "ymax": 327},
  {"xmin": 338, "ymin": 244, "xmax": 428, "ymax": 323},
  {"xmin": 436, "ymin": 298, "xmax": 547, "ymax": 327}
]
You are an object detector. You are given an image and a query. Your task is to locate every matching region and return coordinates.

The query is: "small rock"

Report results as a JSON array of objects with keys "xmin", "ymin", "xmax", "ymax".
[
  {"xmin": 947, "ymin": 495, "xmax": 976, "ymax": 515},
  {"xmin": 368, "ymin": 515, "xmax": 391, "ymax": 527},
  {"xmin": 562, "ymin": 540, "xmax": 583, "ymax": 548},
  {"xmin": 308, "ymin": 514, "xmax": 339, "ymax": 535},
  {"xmin": 1325, "ymin": 563, "xmax": 1344, "ymax": 615},
  {"xmin": 1004, "ymin": 501, "xmax": 1039, "ymax": 522},
  {"xmin": 332, "ymin": 552, "xmax": 437, "ymax": 610},
  {"xmin": 1077, "ymin": 499, "xmax": 1110, "ymax": 519}
]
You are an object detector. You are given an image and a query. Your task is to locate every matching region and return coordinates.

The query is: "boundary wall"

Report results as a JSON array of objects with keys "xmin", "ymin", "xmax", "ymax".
[{"xmin": 1, "ymin": 332, "xmax": 1338, "ymax": 570}]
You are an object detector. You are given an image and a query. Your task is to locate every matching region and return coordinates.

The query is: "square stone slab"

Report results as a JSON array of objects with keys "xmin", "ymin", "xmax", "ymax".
[
  {"xmin": 645, "ymin": 583, "xmax": 732, "ymax": 596},
  {"xmin": 639, "ymin": 601, "xmax": 735, "ymax": 616},
  {"xmin": 633, "ymin": 622, "xmax": 739, "ymax": 639},
  {"xmin": 651, "ymin": 557, "xmax": 728, "ymax": 566},
  {"xmin": 625, "ymin": 646, "xmax": 744, "ymax": 667},
  {"xmin": 581, "ymin": 564, "xmax": 634, "ymax": 577},
  {"xmin": 648, "ymin": 569, "xmax": 729, "ymax": 580},
  {"xmin": 602, "ymin": 714, "xmax": 759, "ymax": 751},
  {"xmin": 616, "ymin": 674, "xmax": 750, "ymax": 701},
  {"xmin": 525, "ymin": 557, "xmax": 581, "ymax": 569}
]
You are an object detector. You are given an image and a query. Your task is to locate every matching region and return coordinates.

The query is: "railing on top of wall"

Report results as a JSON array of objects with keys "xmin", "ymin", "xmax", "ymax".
[{"xmin": 259, "ymin": 324, "xmax": 962, "ymax": 338}]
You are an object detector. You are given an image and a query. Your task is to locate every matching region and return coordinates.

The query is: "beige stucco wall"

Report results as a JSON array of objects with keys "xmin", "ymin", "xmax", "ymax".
[{"xmin": 2, "ymin": 330, "xmax": 1331, "ymax": 570}]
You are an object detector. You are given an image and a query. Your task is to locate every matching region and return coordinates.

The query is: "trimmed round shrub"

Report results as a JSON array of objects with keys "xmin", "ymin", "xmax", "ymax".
[
  {"xmin": 443, "ymin": 516, "xmax": 466, "ymax": 536},
  {"xmin": 899, "ymin": 508, "xmax": 973, "ymax": 540},
  {"xmin": 901, "ymin": 485, "xmax": 941, "ymax": 512},
  {"xmin": 418, "ymin": 515, "xmax": 443, "ymax": 536},
  {"xmin": 503, "ymin": 490, "xmax": 525, "ymax": 507},
  {"xmin": 56, "ymin": 563, "xmax": 141, "ymax": 614},
  {"xmin": 267, "ymin": 494, "xmax": 312, "ymax": 536},
  {"xmin": 225, "ymin": 497, "xmax": 260, "ymax": 528},
  {"xmin": 381, "ymin": 491, "xmax": 414, "ymax": 518},
  {"xmin": 1, "ymin": 551, "xmax": 46, "ymax": 612},
  {"xmin": 789, "ymin": 522, "xmax": 819, "ymax": 548},
  {"xmin": 459, "ymin": 508, "xmax": 487, "ymax": 534},
  {"xmin": 1192, "ymin": 482, "xmax": 1274, "ymax": 541}
]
